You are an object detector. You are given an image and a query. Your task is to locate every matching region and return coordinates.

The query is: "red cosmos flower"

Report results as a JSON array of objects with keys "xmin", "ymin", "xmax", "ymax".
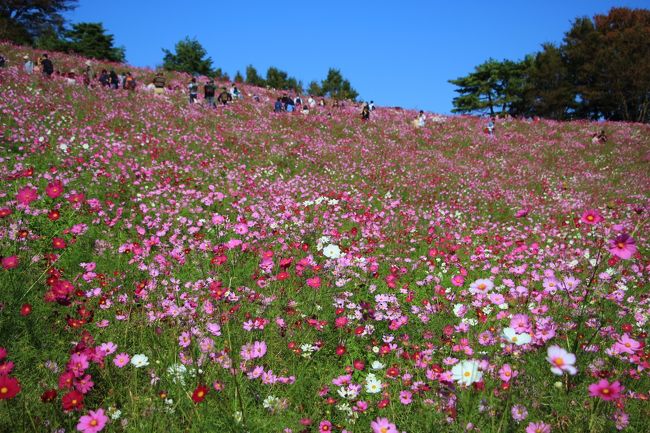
[
  {"xmin": 192, "ymin": 384, "xmax": 208, "ymax": 403},
  {"xmin": 48, "ymin": 209, "xmax": 61, "ymax": 221},
  {"xmin": 276, "ymin": 271, "xmax": 290, "ymax": 280},
  {"xmin": 334, "ymin": 316, "xmax": 348, "ymax": 328},
  {"xmin": 0, "ymin": 376, "xmax": 21, "ymax": 400},
  {"xmin": 0, "ymin": 208, "xmax": 12, "ymax": 218},
  {"xmin": 52, "ymin": 237, "xmax": 66, "ymax": 249},
  {"xmin": 16, "ymin": 186, "xmax": 38, "ymax": 206},
  {"xmin": 1, "ymin": 256, "xmax": 19, "ymax": 270},
  {"xmin": 41, "ymin": 389, "xmax": 58, "ymax": 403},
  {"xmin": 353, "ymin": 359, "xmax": 365, "ymax": 370},
  {"xmin": 20, "ymin": 304, "xmax": 32, "ymax": 316},
  {"xmin": 0, "ymin": 361, "xmax": 14, "ymax": 375},
  {"xmin": 62, "ymin": 390, "xmax": 84, "ymax": 411},
  {"xmin": 335, "ymin": 345, "xmax": 346, "ymax": 356},
  {"xmin": 46, "ymin": 181, "xmax": 64, "ymax": 199}
]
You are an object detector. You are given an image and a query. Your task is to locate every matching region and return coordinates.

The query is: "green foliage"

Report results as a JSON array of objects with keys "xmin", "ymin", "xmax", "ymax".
[
  {"xmin": 265, "ymin": 66, "xmax": 301, "ymax": 92},
  {"xmin": 307, "ymin": 80, "xmax": 322, "ymax": 96},
  {"xmin": 0, "ymin": 0, "xmax": 77, "ymax": 45},
  {"xmin": 245, "ymin": 65, "xmax": 266, "ymax": 87},
  {"xmin": 62, "ymin": 22, "xmax": 124, "ymax": 62},
  {"xmin": 162, "ymin": 37, "xmax": 213, "ymax": 76},
  {"xmin": 450, "ymin": 7, "xmax": 650, "ymax": 122},
  {"xmin": 317, "ymin": 68, "xmax": 358, "ymax": 101},
  {"xmin": 449, "ymin": 59, "xmax": 527, "ymax": 116}
]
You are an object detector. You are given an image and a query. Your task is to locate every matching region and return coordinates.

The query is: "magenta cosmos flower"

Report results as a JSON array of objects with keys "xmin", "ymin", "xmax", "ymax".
[
  {"xmin": 76, "ymin": 408, "xmax": 108, "ymax": 433},
  {"xmin": 371, "ymin": 417, "xmax": 399, "ymax": 433},
  {"xmin": 588, "ymin": 379, "xmax": 624, "ymax": 401},
  {"xmin": 16, "ymin": 186, "xmax": 38, "ymax": 206},
  {"xmin": 608, "ymin": 234, "xmax": 636, "ymax": 259},
  {"xmin": 580, "ymin": 209, "xmax": 603, "ymax": 225}
]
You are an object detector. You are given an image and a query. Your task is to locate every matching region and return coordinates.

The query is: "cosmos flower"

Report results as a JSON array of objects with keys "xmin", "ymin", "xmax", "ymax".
[{"xmin": 546, "ymin": 345, "xmax": 577, "ymax": 375}]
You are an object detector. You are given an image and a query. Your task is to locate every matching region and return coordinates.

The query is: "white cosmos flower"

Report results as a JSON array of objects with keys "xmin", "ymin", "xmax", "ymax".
[
  {"xmin": 365, "ymin": 374, "xmax": 383, "ymax": 394},
  {"xmin": 371, "ymin": 360, "xmax": 385, "ymax": 370},
  {"xmin": 502, "ymin": 327, "xmax": 532, "ymax": 346},
  {"xmin": 323, "ymin": 244, "xmax": 343, "ymax": 259},
  {"xmin": 130, "ymin": 354, "xmax": 149, "ymax": 368},
  {"xmin": 451, "ymin": 360, "xmax": 483, "ymax": 386}
]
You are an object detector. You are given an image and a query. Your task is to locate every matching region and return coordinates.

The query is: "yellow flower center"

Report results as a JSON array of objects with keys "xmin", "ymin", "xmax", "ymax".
[
  {"xmin": 617, "ymin": 242, "xmax": 625, "ymax": 249},
  {"xmin": 0, "ymin": 387, "xmax": 7, "ymax": 394},
  {"xmin": 602, "ymin": 388, "xmax": 610, "ymax": 395},
  {"xmin": 90, "ymin": 420, "xmax": 98, "ymax": 426},
  {"xmin": 553, "ymin": 357, "xmax": 564, "ymax": 367},
  {"xmin": 464, "ymin": 371, "xmax": 471, "ymax": 377}
]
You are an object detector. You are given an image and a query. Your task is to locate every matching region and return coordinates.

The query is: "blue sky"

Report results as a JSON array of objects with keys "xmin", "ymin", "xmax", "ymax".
[{"xmin": 66, "ymin": 0, "xmax": 650, "ymax": 113}]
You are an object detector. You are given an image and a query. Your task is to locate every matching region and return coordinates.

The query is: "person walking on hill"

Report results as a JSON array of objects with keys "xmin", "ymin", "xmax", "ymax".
[
  {"xmin": 217, "ymin": 87, "xmax": 232, "ymax": 105},
  {"xmin": 23, "ymin": 55, "xmax": 34, "ymax": 74},
  {"xmin": 361, "ymin": 102, "xmax": 370, "ymax": 121},
  {"xmin": 99, "ymin": 69, "xmax": 110, "ymax": 87},
  {"xmin": 109, "ymin": 70, "xmax": 119, "ymax": 89},
  {"xmin": 414, "ymin": 110, "xmax": 426, "ymax": 128},
  {"xmin": 83, "ymin": 61, "xmax": 95, "ymax": 87},
  {"xmin": 153, "ymin": 72, "xmax": 166, "ymax": 96},
  {"xmin": 123, "ymin": 72, "xmax": 136, "ymax": 91},
  {"xmin": 486, "ymin": 116, "xmax": 495, "ymax": 136},
  {"xmin": 41, "ymin": 54, "xmax": 54, "ymax": 78},
  {"xmin": 188, "ymin": 78, "xmax": 199, "ymax": 104},
  {"xmin": 204, "ymin": 79, "xmax": 216, "ymax": 107},
  {"xmin": 274, "ymin": 97, "xmax": 284, "ymax": 112}
]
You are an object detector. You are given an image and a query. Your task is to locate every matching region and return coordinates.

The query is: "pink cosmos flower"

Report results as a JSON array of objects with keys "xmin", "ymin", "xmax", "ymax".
[
  {"xmin": 16, "ymin": 186, "xmax": 38, "ymax": 206},
  {"xmin": 1, "ymin": 256, "xmax": 19, "ymax": 270},
  {"xmin": 612, "ymin": 334, "xmax": 641, "ymax": 355},
  {"xmin": 307, "ymin": 276, "xmax": 321, "ymax": 289},
  {"xmin": 546, "ymin": 345, "xmax": 577, "ymax": 375},
  {"xmin": 370, "ymin": 417, "xmax": 399, "ymax": 433},
  {"xmin": 451, "ymin": 274, "xmax": 464, "ymax": 287},
  {"xmin": 580, "ymin": 209, "xmax": 603, "ymax": 225},
  {"xmin": 318, "ymin": 420, "xmax": 332, "ymax": 433},
  {"xmin": 178, "ymin": 331, "xmax": 191, "ymax": 348},
  {"xmin": 399, "ymin": 390, "xmax": 412, "ymax": 404},
  {"xmin": 113, "ymin": 353, "xmax": 130, "ymax": 368},
  {"xmin": 469, "ymin": 278, "xmax": 493, "ymax": 295},
  {"xmin": 608, "ymin": 234, "xmax": 636, "ymax": 260},
  {"xmin": 525, "ymin": 421, "xmax": 551, "ymax": 433},
  {"xmin": 76, "ymin": 408, "xmax": 108, "ymax": 433},
  {"xmin": 46, "ymin": 181, "xmax": 64, "ymax": 199},
  {"xmin": 498, "ymin": 364, "xmax": 517, "ymax": 382},
  {"xmin": 588, "ymin": 379, "xmax": 624, "ymax": 401}
]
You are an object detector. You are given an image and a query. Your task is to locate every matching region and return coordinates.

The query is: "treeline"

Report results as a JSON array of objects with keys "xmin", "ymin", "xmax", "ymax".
[
  {"xmin": 449, "ymin": 7, "xmax": 650, "ymax": 123},
  {"xmin": 162, "ymin": 37, "xmax": 358, "ymax": 100}
]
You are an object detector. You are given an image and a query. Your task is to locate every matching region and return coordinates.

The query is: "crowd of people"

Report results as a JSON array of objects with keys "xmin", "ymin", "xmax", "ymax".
[{"xmin": 2, "ymin": 51, "xmax": 442, "ymax": 127}]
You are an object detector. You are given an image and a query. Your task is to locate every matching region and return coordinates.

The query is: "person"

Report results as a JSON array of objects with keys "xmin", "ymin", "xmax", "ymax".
[
  {"xmin": 118, "ymin": 72, "xmax": 126, "ymax": 88},
  {"xmin": 0, "ymin": 54, "xmax": 5, "ymax": 68},
  {"xmin": 414, "ymin": 110, "xmax": 426, "ymax": 128},
  {"xmin": 217, "ymin": 87, "xmax": 232, "ymax": 105},
  {"xmin": 361, "ymin": 102, "xmax": 370, "ymax": 120},
  {"xmin": 98, "ymin": 69, "xmax": 109, "ymax": 86},
  {"xmin": 369, "ymin": 100, "xmax": 375, "ymax": 111},
  {"xmin": 204, "ymin": 79, "xmax": 216, "ymax": 107},
  {"xmin": 302, "ymin": 105, "xmax": 310, "ymax": 115},
  {"xmin": 152, "ymin": 72, "xmax": 166, "ymax": 95},
  {"xmin": 592, "ymin": 129, "xmax": 607, "ymax": 144},
  {"xmin": 123, "ymin": 72, "xmax": 136, "ymax": 91},
  {"xmin": 295, "ymin": 95, "xmax": 302, "ymax": 106},
  {"xmin": 486, "ymin": 116, "xmax": 495, "ymax": 136},
  {"xmin": 109, "ymin": 70, "xmax": 119, "ymax": 89},
  {"xmin": 308, "ymin": 95, "xmax": 316, "ymax": 108},
  {"xmin": 188, "ymin": 78, "xmax": 199, "ymax": 104},
  {"xmin": 274, "ymin": 97, "xmax": 283, "ymax": 112},
  {"xmin": 23, "ymin": 55, "xmax": 34, "ymax": 74},
  {"xmin": 83, "ymin": 61, "xmax": 94, "ymax": 87},
  {"xmin": 41, "ymin": 54, "xmax": 54, "ymax": 78},
  {"xmin": 281, "ymin": 94, "xmax": 294, "ymax": 111},
  {"xmin": 230, "ymin": 84, "xmax": 240, "ymax": 100}
]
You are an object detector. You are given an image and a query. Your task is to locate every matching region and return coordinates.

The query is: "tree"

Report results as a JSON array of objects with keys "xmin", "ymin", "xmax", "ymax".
[
  {"xmin": 245, "ymin": 65, "xmax": 266, "ymax": 87},
  {"xmin": 563, "ymin": 8, "xmax": 650, "ymax": 122},
  {"xmin": 318, "ymin": 69, "xmax": 358, "ymax": 100},
  {"xmin": 60, "ymin": 22, "xmax": 124, "ymax": 62},
  {"xmin": 307, "ymin": 80, "xmax": 322, "ymax": 96},
  {"xmin": 162, "ymin": 37, "xmax": 213, "ymax": 76},
  {"xmin": 233, "ymin": 70, "xmax": 244, "ymax": 83},
  {"xmin": 521, "ymin": 44, "xmax": 575, "ymax": 120},
  {"xmin": 449, "ymin": 59, "xmax": 527, "ymax": 116},
  {"xmin": 0, "ymin": 0, "xmax": 77, "ymax": 45},
  {"xmin": 265, "ymin": 66, "xmax": 301, "ymax": 92}
]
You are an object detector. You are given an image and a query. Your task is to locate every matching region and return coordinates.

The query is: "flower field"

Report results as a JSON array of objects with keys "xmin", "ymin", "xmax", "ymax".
[{"xmin": 0, "ymin": 43, "xmax": 649, "ymax": 433}]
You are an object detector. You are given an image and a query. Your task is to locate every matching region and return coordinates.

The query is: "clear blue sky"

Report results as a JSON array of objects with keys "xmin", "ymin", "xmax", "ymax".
[{"xmin": 65, "ymin": 0, "xmax": 650, "ymax": 113}]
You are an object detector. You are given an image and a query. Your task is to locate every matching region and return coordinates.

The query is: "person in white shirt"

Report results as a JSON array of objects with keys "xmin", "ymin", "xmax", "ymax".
[
  {"xmin": 23, "ymin": 55, "xmax": 34, "ymax": 74},
  {"xmin": 308, "ymin": 96, "xmax": 316, "ymax": 108}
]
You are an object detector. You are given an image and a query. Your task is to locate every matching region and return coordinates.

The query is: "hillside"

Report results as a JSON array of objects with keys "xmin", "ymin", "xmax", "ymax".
[{"xmin": 0, "ymin": 43, "xmax": 649, "ymax": 433}]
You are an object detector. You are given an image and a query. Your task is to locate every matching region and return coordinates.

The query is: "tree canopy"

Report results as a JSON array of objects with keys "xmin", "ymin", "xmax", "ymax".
[
  {"xmin": 265, "ymin": 67, "xmax": 301, "ymax": 92},
  {"xmin": 162, "ymin": 37, "xmax": 213, "ymax": 76},
  {"xmin": 449, "ymin": 7, "xmax": 650, "ymax": 123},
  {"xmin": 0, "ymin": 0, "xmax": 77, "ymax": 45},
  {"xmin": 309, "ymin": 69, "xmax": 358, "ymax": 100}
]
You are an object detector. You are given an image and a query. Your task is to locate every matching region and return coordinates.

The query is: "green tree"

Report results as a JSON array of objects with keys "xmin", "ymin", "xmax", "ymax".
[
  {"xmin": 449, "ymin": 59, "xmax": 526, "ymax": 116},
  {"xmin": 61, "ymin": 22, "xmax": 124, "ymax": 62},
  {"xmin": 0, "ymin": 0, "xmax": 77, "ymax": 45},
  {"xmin": 319, "ymin": 68, "xmax": 358, "ymax": 100},
  {"xmin": 245, "ymin": 65, "xmax": 266, "ymax": 87},
  {"xmin": 265, "ymin": 66, "xmax": 301, "ymax": 92},
  {"xmin": 162, "ymin": 37, "xmax": 213, "ymax": 76},
  {"xmin": 234, "ymin": 70, "xmax": 244, "ymax": 83},
  {"xmin": 521, "ymin": 44, "xmax": 575, "ymax": 120},
  {"xmin": 307, "ymin": 80, "xmax": 322, "ymax": 96},
  {"xmin": 563, "ymin": 8, "xmax": 650, "ymax": 122}
]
